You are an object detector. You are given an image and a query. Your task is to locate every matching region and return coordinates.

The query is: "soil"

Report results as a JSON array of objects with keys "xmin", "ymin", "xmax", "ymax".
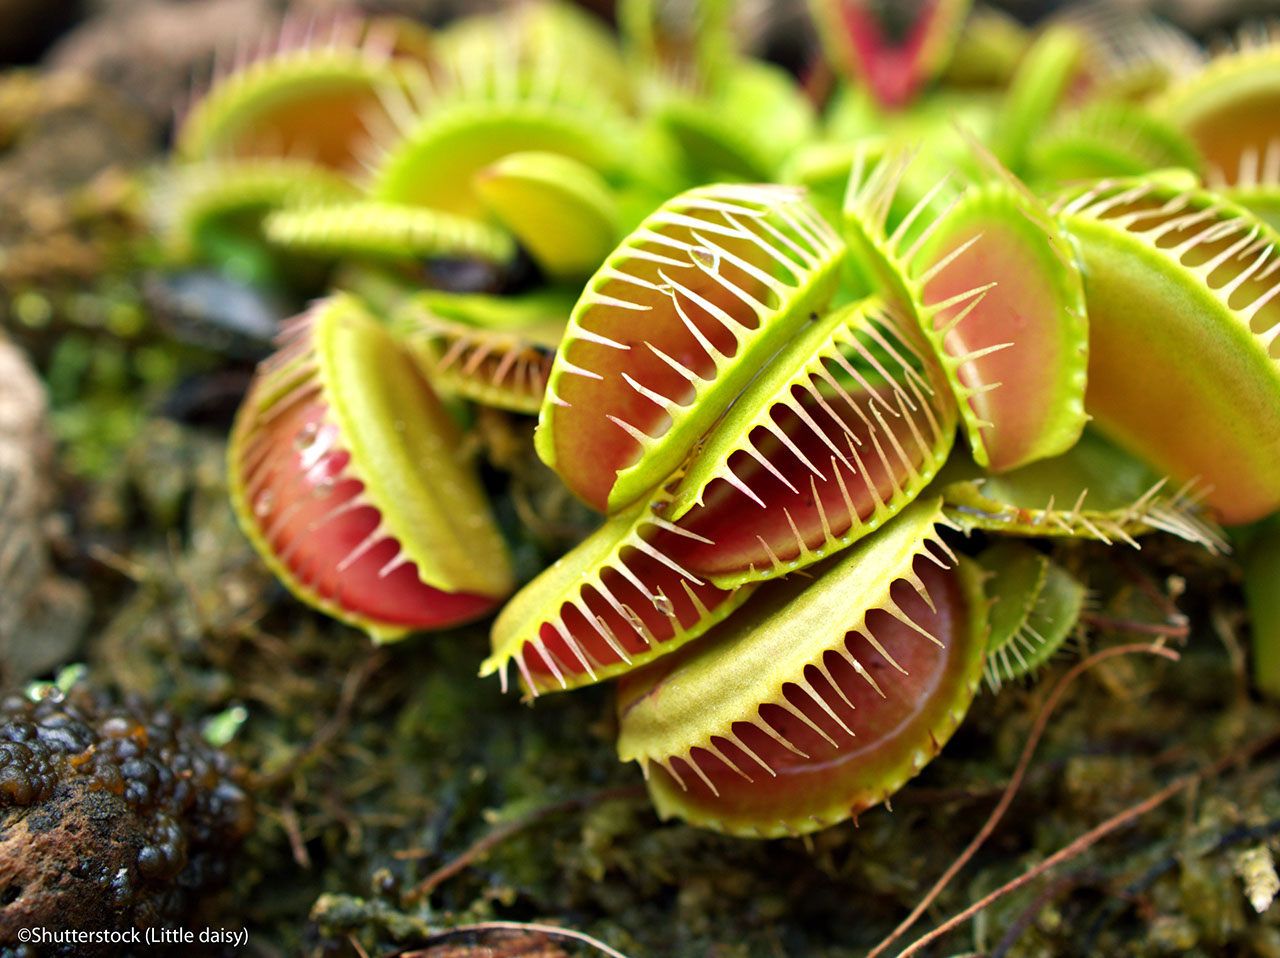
[{"xmin": 1, "ymin": 2, "xmax": 1279, "ymax": 957}]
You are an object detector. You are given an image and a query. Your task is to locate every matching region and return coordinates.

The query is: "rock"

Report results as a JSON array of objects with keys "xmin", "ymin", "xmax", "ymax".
[
  {"xmin": 0, "ymin": 685, "xmax": 253, "ymax": 953},
  {"xmin": 0, "ymin": 334, "xmax": 89, "ymax": 685}
]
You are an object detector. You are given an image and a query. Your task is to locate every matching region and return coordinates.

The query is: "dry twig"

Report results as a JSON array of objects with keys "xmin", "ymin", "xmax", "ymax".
[
  {"xmin": 389, "ymin": 920, "xmax": 631, "ymax": 958},
  {"xmin": 894, "ymin": 727, "xmax": 1279, "ymax": 957},
  {"xmin": 868, "ymin": 642, "xmax": 1181, "ymax": 958}
]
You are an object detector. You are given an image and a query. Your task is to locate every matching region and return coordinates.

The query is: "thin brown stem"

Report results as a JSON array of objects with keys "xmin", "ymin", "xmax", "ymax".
[
  {"xmin": 1078, "ymin": 611, "xmax": 1190, "ymax": 638},
  {"xmin": 894, "ymin": 727, "xmax": 1280, "ymax": 958},
  {"xmin": 397, "ymin": 921, "xmax": 633, "ymax": 958},
  {"xmin": 990, "ymin": 869, "xmax": 1104, "ymax": 958},
  {"xmin": 867, "ymin": 643, "xmax": 1181, "ymax": 958}
]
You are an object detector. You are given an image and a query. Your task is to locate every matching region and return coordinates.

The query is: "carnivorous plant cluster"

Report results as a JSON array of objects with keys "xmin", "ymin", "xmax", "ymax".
[{"xmin": 154, "ymin": 0, "xmax": 1280, "ymax": 836}]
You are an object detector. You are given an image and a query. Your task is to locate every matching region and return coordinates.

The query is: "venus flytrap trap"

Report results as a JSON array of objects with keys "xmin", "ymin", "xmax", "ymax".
[
  {"xmin": 393, "ymin": 289, "xmax": 572, "ymax": 415},
  {"xmin": 174, "ymin": 13, "xmax": 433, "ymax": 173},
  {"xmin": 939, "ymin": 428, "xmax": 1227, "ymax": 549},
  {"xmin": 534, "ymin": 183, "xmax": 847, "ymax": 514},
  {"xmin": 483, "ymin": 485, "xmax": 757, "ymax": 696},
  {"xmin": 615, "ymin": 498, "xmax": 988, "ymax": 838},
  {"xmin": 975, "ymin": 540, "xmax": 1086, "ymax": 692},
  {"xmin": 842, "ymin": 145, "xmax": 1089, "ymax": 474},
  {"xmin": 156, "ymin": 13, "xmax": 433, "ymax": 291},
  {"xmin": 664, "ymin": 294, "xmax": 957, "ymax": 583},
  {"xmin": 1055, "ymin": 177, "xmax": 1280, "ymax": 525},
  {"xmin": 153, "ymin": 0, "xmax": 1280, "ymax": 837},
  {"xmin": 227, "ymin": 294, "xmax": 515, "ymax": 640},
  {"xmin": 1153, "ymin": 22, "xmax": 1280, "ymax": 188}
]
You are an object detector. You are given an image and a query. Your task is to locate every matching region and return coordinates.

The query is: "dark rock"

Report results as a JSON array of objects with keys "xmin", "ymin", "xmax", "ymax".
[{"xmin": 0, "ymin": 686, "xmax": 253, "ymax": 954}]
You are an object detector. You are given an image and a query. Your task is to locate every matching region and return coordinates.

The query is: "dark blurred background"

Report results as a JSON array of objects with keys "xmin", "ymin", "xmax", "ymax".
[
  {"xmin": 1, "ymin": 0, "xmax": 1279, "ymax": 185},
  {"xmin": 5, "ymin": 0, "xmax": 1280, "ymax": 67}
]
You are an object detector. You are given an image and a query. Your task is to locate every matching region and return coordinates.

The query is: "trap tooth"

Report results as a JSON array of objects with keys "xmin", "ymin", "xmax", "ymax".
[
  {"xmin": 1057, "ymin": 178, "xmax": 1280, "ymax": 525},
  {"xmin": 228, "ymin": 294, "xmax": 514, "ymax": 640},
  {"xmin": 483, "ymin": 493, "xmax": 755, "ymax": 698},
  {"xmin": 616, "ymin": 498, "xmax": 988, "ymax": 838},
  {"xmin": 1214, "ymin": 147, "xmax": 1280, "ymax": 234},
  {"xmin": 537, "ymin": 183, "xmax": 846, "ymax": 514}
]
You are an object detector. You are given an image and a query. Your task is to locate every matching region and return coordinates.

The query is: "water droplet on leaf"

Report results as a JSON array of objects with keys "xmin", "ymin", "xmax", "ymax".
[
  {"xmin": 253, "ymin": 489, "xmax": 274, "ymax": 517},
  {"xmin": 294, "ymin": 422, "xmax": 319, "ymax": 450},
  {"xmin": 690, "ymin": 246, "xmax": 720, "ymax": 271}
]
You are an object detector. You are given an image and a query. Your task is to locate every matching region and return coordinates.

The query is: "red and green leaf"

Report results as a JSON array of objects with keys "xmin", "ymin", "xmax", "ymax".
[
  {"xmin": 1057, "ymin": 178, "xmax": 1280, "ymax": 524},
  {"xmin": 537, "ymin": 184, "xmax": 845, "ymax": 513},
  {"xmin": 229, "ymin": 295, "xmax": 514, "ymax": 640},
  {"xmin": 616, "ymin": 498, "xmax": 987, "ymax": 837}
]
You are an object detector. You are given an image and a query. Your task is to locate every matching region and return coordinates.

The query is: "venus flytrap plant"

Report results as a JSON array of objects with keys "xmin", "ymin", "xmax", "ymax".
[
  {"xmin": 178, "ymin": 0, "xmax": 663, "ymax": 293},
  {"xmin": 156, "ymin": 12, "xmax": 433, "ymax": 289},
  {"xmin": 152, "ymin": 0, "xmax": 1280, "ymax": 839},
  {"xmin": 207, "ymin": 2, "xmax": 668, "ymax": 642}
]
